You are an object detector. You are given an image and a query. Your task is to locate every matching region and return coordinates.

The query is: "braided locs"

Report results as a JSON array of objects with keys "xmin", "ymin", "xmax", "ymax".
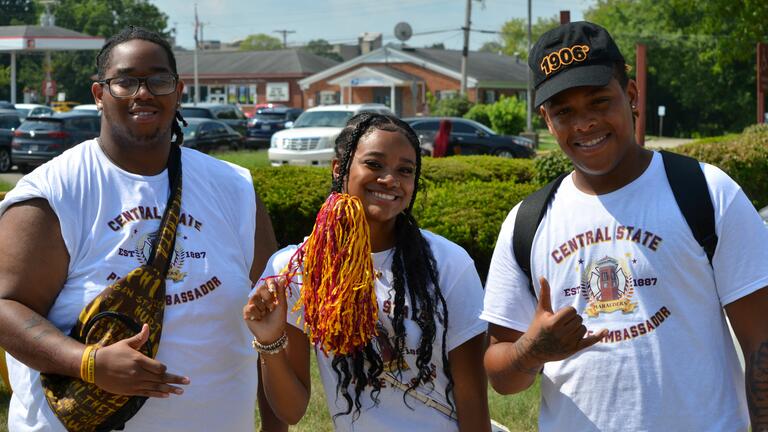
[
  {"xmin": 329, "ymin": 112, "xmax": 455, "ymax": 420},
  {"xmin": 96, "ymin": 26, "xmax": 186, "ymax": 146}
]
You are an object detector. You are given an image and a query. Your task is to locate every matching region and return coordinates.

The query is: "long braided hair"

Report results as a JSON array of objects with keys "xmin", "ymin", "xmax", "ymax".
[
  {"xmin": 330, "ymin": 112, "xmax": 454, "ymax": 420},
  {"xmin": 95, "ymin": 26, "xmax": 187, "ymax": 146}
]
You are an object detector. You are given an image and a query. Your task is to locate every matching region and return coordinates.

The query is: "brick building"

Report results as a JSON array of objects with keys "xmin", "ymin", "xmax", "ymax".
[
  {"xmin": 174, "ymin": 49, "xmax": 339, "ymax": 114},
  {"xmin": 299, "ymin": 44, "xmax": 529, "ymax": 117}
]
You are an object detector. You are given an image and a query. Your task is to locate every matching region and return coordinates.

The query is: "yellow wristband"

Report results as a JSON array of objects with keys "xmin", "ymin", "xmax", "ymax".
[{"xmin": 80, "ymin": 345, "xmax": 98, "ymax": 384}]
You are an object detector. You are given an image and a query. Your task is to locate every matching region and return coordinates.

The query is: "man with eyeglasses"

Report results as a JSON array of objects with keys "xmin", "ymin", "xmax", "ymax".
[{"xmin": 0, "ymin": 27, "xmax": 279, "ymax": 431}]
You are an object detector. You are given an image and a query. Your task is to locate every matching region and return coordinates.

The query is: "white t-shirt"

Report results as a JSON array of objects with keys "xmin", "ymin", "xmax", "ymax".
[
  {"xmin": 0, "ymin": 140, "xmax": 259, "ymax": 432},
  {"xmin": 481, "ymin": 151, "xmax": 768, "ymax": 432},
  {"xmin": 260, "ymin": 230, "xmax": 486, "ymax": 432}
]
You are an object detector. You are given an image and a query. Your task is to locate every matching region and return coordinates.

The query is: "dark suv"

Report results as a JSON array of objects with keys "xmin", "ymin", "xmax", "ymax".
[
  {"xmin": 0, "ymin": 109, "xmax": 21, "ymax": 172},
  {"xmin": 246, "ymin": 107, "xmax": 303, "ymax": 149},
  {"xmin": 180, "ymin": 103, "xmax": 248, "ymax": 136},
  {"xmin": 12, "ymin": 111, "xmax": 100, "ymax": 172}
]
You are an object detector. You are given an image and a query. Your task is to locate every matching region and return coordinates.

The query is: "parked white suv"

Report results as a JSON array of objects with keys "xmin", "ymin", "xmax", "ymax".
[{"xmin": 268, "ymin": 104, "xmax": 393, "ymax": 166}]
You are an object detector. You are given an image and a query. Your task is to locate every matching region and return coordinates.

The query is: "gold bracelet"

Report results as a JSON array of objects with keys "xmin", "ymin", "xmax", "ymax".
[{"xmin": 80, "ymin": 345, "xmax": 98, "ymax": 384}]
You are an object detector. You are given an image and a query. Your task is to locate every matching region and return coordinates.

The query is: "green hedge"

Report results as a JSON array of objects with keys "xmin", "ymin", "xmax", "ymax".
[
  {"xmin": 533, "ymin": 149, "xmax": 573, "ymax": 184},
  {"xmin": 675, "ymin": 124, "xmax": 768, "ymax": 208},
  {"xmin": 252, "ymin": 157, "xmax": 538, "ymax": 278},
  {"xmin": 413, "ymin": 180, "xmax": 538, "ymax": 280},
  {"xmin": 421, "ymin": 156, "xmax": 535, "ymax": 186}
]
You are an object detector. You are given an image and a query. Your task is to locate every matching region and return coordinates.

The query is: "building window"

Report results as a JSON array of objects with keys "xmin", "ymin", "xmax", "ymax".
[
  {"xmin": 484, "ymin": 90, "xmax": 497, "ymax": 104},
  {"xmin": 319, "ymin": 90, "xmax": 340, "ymax": 105},
  {"xmin": 438, "ymin": 90, "xmax": 458, "ymax": 100}
]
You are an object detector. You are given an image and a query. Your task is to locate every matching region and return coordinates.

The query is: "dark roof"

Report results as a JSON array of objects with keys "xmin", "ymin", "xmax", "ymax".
[
  {"xmin": 394, "ymin": 46, "xmax": 528, "ymax": 85},
  {"xmin": 174, "ymin": 49, "xmax": 339, "ymax": 78},
  {"xmin": 0, "ymin": 25, "xmax": 101, "ymax": 39}
]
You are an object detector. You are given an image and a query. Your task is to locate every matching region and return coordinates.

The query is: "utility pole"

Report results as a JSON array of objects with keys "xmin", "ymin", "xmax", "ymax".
[
  {"xmin": 193, "ymin": 4, "xmax": 200, "ymax": 105},
  {"xmin": 273, "ymin": 30, "xmax": 296, "ymax": 48},
  {"xmin": 525, "ymin": 0, "xmax": 532, "ymax": 132},
  {"xmin": 460, "ymin": 0, "xmax": 472, "ymax": 96}
]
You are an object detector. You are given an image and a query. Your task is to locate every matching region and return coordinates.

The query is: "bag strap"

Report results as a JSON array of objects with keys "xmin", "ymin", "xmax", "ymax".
[
  {"xmin": 660, "ymin": 150, "xmax": 718, "ymax": 264},
  {"xmin": 146, "ymin": 145, "xmax": 183, "ymax": 277},
  {"xmin": 513, "ymin": 173, "xmax": 568, "ymax": 299}
]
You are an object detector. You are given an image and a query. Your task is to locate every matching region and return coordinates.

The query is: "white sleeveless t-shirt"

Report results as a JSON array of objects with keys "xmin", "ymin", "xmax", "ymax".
[{"xmin": 0, "ymin": 140, "xmax": 258, "ymax": 432}]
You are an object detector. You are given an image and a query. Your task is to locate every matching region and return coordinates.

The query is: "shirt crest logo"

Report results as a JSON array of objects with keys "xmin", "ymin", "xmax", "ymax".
[{"xmin": 581, "ymin": 256, "xmax": 636, "ymax": 317}]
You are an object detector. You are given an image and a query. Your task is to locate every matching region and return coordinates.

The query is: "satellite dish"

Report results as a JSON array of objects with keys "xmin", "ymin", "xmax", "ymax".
[{"xmin": 394, "ymin": 22, "xmax": 413, "ymax": 42}]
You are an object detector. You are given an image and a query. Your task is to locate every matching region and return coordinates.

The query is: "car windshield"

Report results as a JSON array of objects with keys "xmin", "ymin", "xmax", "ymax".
[
  {"xmin": 181, "ymin": 108, "xmax": 214, "ymax": 119},
  {"xmin": 255, "ymin": 113, "xmax": 286, "ymax": 121},
  {"xmin": 292, "ymin": 111, "xmax": 353, "ymax": 128},
  {"xmin": 471, "ymin": 121, "xmax": 496, "ymax": 136},
  {"xmin": 18, "ymin": 120, "xmax": 61, "ymax": 131}
]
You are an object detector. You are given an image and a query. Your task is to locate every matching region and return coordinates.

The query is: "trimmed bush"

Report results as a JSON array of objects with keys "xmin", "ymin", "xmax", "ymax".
[
  {"xmin": 487, "ymin": 96, "xmax": 527, "ymax": 136},
  {"xmin": 252, "ymin": 157, "xmax": 541, "ymax": 279},
  {"xmin": 533, "ymin": 149, "xmax": 573, "ymax": 184},
  {"xmin": 463, "ymin": 103, "xmax": 492, "ymax": 129},
  {"xmin": 432, "ymin": 96, "xmax": 473, "ymax": 117},
  {"xmin": 414, "ymin": 180, "xmax": 539, "ymax": 279},
  {"xmin": 421, "ymin": 156, "xmax": 535, "ymax": 186},
  {"xmin": 675, "ymin": 124, "xmax": 768, "ymax": 208},
  {"xmin": 251, "ymin": 166, "xmax": 332, "ymax": 246}
]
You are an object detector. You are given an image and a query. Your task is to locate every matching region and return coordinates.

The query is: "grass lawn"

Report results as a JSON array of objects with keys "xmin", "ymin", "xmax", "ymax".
[
  {"xmin": 0, "ymin": 181, "xmax": 13, "ymax": 193},
  {"xmin": 534, "ymin": 129, "xmax": 558, "ymax": 154},
  {"xmin": 211, "ymin": 149, "xmax": 270, "ymax": 169},
  {"xmin": 0, "ymin": 358, "xmax": 540, "ymax": 432}
]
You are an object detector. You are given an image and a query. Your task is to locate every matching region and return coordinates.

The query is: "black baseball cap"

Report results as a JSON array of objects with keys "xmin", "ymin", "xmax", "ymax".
[{"xmin": 529, "ymin": 21, "xmax": 625, "ymax": 107}]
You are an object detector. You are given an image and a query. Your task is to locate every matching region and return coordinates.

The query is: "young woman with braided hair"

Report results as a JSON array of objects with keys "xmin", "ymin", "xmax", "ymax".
[{"xmin": 244, "ymin": 112, "xmax": 490, "ymax": 431}]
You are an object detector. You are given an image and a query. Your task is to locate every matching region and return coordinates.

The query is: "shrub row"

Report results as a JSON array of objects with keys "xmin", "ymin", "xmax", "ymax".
[
  {"xmin": 674, "ymin": 124, "xmax": 768, "ymax": 208},
  {"xmin": 251, "ymin": 157, "xmax": 538, "ymax": 278}
]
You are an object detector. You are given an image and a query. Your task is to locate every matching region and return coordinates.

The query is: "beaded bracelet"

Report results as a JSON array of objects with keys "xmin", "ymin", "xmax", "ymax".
[
  {"xmin": 80, "ymin": 345, "xmax": 98, "ymax": 384},
  {"xmin": 251, "ymin": 332, "xmax": 288, "ymax": 355}
]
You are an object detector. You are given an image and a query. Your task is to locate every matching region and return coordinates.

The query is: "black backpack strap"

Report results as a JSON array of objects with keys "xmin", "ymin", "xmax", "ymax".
[
  {"xmin": 513, "ymin": 173, "xmax": 568, "ymax": 299},
  {"xmin": 660, "ymin": 150, "xmax": 718, "ymax": 264}
]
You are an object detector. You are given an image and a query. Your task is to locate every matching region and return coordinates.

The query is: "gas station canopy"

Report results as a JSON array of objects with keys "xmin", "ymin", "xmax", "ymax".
[{"xmin": 0, "ymin": 25, "xmax": 105, "ymax": 103}]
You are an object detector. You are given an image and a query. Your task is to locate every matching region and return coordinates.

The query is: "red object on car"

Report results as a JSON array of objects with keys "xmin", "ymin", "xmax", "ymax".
[{"xmin": 432, "ymin": 119, "xmax": 452, "ymax": 157}]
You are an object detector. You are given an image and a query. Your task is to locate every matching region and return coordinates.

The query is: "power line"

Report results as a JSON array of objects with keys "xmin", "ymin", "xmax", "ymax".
[{"xmin": 273, "ymin": 30, "xmax": 296, "ymax": 48}]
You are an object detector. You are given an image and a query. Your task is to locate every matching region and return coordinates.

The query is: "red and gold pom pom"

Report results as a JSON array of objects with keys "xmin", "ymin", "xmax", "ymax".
[{"xmin": 279, "ymin": 192, "xmax": 378, "ymax": 356}]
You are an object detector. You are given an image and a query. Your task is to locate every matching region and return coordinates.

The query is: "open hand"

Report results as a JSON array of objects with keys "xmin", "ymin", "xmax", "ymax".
[
  {"xmin": 94, "ymin": 324, "xmax": 189, "ymax": 397},
  {"xmin": 243, "ymin": 277, "xmax": 288, "ymax": 345},
  {"xmin": 523, "ymin": 277, "xmax": 607, "ymax": 363}
]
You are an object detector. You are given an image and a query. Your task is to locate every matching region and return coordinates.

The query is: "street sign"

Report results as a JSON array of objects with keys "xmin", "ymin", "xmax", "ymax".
[{"xmin": 657, "ymin": 105, "xmax": 666, "ymax": 117}]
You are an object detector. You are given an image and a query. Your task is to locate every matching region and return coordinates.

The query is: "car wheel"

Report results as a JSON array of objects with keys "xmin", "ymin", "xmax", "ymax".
[
  {"xmin": 0, "ymin": 148, "xmax": 10, "ymax": 173},
  {"xmin": 494, "ymin": 148, "xmax": 517, "ymax": 158}
]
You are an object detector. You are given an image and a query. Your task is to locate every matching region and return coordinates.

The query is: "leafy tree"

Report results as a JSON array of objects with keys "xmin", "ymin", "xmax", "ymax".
[
  {"xmin": 432, "ymin": 95, "xmax": 472, "ymax": 117},
  {"xmin": 46, "ymin": 0, "xmax": 169, "ymax": 103},
  {"xmin": 428, "ymin": 42, "xmax": 445, "ymax": 50},
  {"xmin": 479, "ymin": 41, "xmax": 503, "ymax": 54},
  {"xmin": 493, "ymin": 16, "xmax": 560, "ymax": 60},
  {"xmin": 487, "ymin": 96, "xmax": 526, "ymax": 135},
  {"xmin": 585, "ymin": 0, "xmax": 768, "ymax": 136},
  {"xmin": 239, "ymin": 34, "xmax": 283, "ymax": 51},
  {"xmin": 303, "ymin": 39, "xmax": 342, "ymax": 62},
  {"xmin": 464, "ymin": 103, "xmax": 492, "ymax": 128},
  {"xmin": 0, "ymin": 0, "xmax": 38, "ymax": 26}
]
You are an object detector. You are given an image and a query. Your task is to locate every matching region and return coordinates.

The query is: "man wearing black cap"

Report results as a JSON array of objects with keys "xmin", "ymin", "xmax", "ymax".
[{"xmin": 481, "ymin": 21, "xmax": 768, "ymax": 430}]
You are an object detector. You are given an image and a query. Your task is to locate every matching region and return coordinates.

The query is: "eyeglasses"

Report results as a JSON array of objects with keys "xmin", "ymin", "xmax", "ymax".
[{"xmin": 98, "ymin": 73, "xmax": 179, "ymax": 98}]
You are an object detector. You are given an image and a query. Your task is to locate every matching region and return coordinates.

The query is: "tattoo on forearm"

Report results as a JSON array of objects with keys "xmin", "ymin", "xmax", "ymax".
[
  {"xmin": 512, "ymin": 335, "xmax": 542, "ymax": 375},
  {"xmin": 747, "ymin": 341, "xmax": 768, "ymax": 430},
  {"xmin": 530, "ymin": 330, "xmax": 564, "ymax": 357},
  {"xmin": 23, "ymin": 316, "xmax": 42, "ymax": 330},
  {"xmin": 33, "ymin": 329, "xmax": 52, "ymax": 341}
]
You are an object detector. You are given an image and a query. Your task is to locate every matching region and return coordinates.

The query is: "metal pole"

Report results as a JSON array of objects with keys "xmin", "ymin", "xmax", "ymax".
[
  {"xmin": 525, "ymin": 0, "xmax": 532, "ymax": 132},
  {"xmin": 659, "ymin": 115, "xmax": 663, "ymax": 137},
  {"xmin": 460, "ymin": 0, "xmax": 472, "ymax": 96},
  {"xmin": 45, "ymin": 51, "xmax": 52, "ymax": 105},
  {"xmin": 10, "ymin": 52, "xmax": 16, "ymax": 105},
  {"xmin": 635, "ymin": 43, "xmax": 647, "ymax": 146},
  {"xmin": 758, "ymin": 43, "xmax": 765, "ymax": 124},
  {"xmin": 193, "ymin": 4, "xmax": 200, "ymax": 105}
]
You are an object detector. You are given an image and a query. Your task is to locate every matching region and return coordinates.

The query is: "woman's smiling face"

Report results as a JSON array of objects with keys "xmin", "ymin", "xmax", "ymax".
[{"xmin": 335, "ymin": 128, "xmax": 417, "ymax": 234}]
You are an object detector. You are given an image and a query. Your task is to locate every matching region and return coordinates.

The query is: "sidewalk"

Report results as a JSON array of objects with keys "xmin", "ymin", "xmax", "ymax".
[{"xmin": 644, "ymin": 137, "xmax": 694, "ymax": 149}]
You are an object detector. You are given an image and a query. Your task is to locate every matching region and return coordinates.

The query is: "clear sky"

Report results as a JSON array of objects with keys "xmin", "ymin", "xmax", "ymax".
[{"xmin": 150, "ymin": 0, "xmax": 596, "ymax": 51}]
